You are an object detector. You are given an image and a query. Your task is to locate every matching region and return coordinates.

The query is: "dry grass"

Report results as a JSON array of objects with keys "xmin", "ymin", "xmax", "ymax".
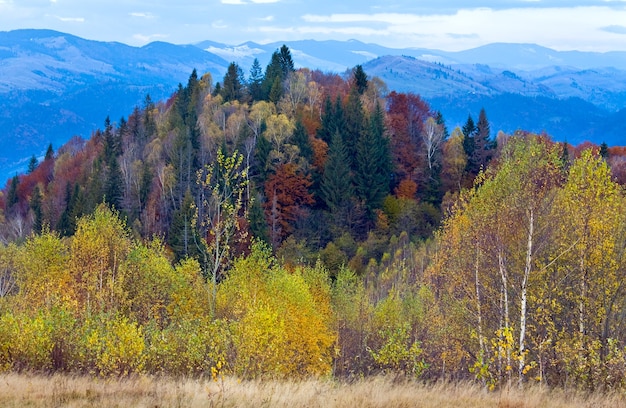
[{"xmin": 0, "ymin": 373, "xmax": 625, "ymax": 408}]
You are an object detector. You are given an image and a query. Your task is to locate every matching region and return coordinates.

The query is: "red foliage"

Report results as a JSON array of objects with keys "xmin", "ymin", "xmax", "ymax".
[{"xmin": 264, "ymin": 163, "xmax": 314, "ymax": 246}]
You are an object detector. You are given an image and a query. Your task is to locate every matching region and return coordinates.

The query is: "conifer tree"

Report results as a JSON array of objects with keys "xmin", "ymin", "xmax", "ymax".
[
  {"xmin": 27, "ymin": 155, "xmax": 38, "ymax": 174},
  {"xmin": 353, "ymin": 64, "xmax": 368, "ymax": 95},
  {"xmin": 248, "ymin": 58, "xmax": 264, "ymax": 101},
  {"xmin": 44, "ymin": 143, "xmax": 54, "ymax": 161},
  {"xmin": 292, "ymin": 120, "xmax": 313, "ymax": 162},
  {"xmin": 221, "ymin": 62, "xmax": 244, "ymax": 102},
  {"xmin": 29, "ymin": 185, "xmax": 43, "ymax": 234},
  {"xmin": 344, "ymin": 86, "xmax": 365, "ymax": 166},
  {"xmin": 355, "ymin": 102, "xmax": 391, "ymax": 216},
  {"xmin": 321, "ymin": 131, "xmax": 353, "ymax": 216},
  {"xmin": 472, "ymin": 107, "xmax": 493, "ymax": 172}
]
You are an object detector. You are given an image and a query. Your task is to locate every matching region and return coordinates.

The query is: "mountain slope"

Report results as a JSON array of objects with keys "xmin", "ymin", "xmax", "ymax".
[{"xmin": 0, "ymin": 29, "xmax": 230, "ymax": 180}]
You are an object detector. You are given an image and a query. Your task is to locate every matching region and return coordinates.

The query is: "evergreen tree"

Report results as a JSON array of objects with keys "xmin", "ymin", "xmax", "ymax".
[
  {"xmin": 27, "ymin": 155, "xmax": 38, "ymax": 174},
  {"xmin": 321, "ymin": 131, "xmax": 353, "ymax": 215},
  {"xmin": 354, "ymin": 102, "xmax": 391, "ymax": 216},
  {"xmin": 29, "ymin": 185, "xmax": 43, "ymax": 234},
  {"xmin": 262, "ymin": 52, "xmax": 283, "ymax": 101},
  {"xmin": 104, "ymin": 154, "xmax": 124, "ymax": 210},
  {"xmin": 462, "ymin": 114, "xmax": 476, "ymax": 173},
  {"xmin": 600, "ymin": 141, "xmax": 609, "ymax": 159},
  {"xmin": 472, "ymin": 107, "xmax": 493, "ymax": 172},
  {"xmin": 353, "ymin": 64, "xmax": 368, "ymax": 95},
  {"xmin": 316, "ymin": 95, "xmax": 335, "ymax": 143},
  {"xmin": 44, "ymin": 143, "xmax": 54, "ymax": 161},
  {"xmin": 221, "ymin": 62, "xmax": 244, "ymax": 102},
  {"xmin": 6, "ymin": 175, "xmax": 19, "ymax": 210},
  {"xmin": 292, "ymin": 120, "xmax": 313, "ymax": 162},
  {"xmin": 344, "ymin": 86, "xmax": 365, "ymax": 166},
  {"xmin": 248, "ymin": 58, "xmax": 264, "ymax": 101},
  {"xmin": 278, "ymin": 44, "xmax": 295, "ymax": 78},
  {"xmin": 56, "ymin": 183, "xmax": 74, "ymax": 236}
]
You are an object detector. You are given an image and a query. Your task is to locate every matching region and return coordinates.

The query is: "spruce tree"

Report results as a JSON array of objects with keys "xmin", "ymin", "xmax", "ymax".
[
  {"xmin": 600, "ymin": 141, "xmax": 609, "ymax": 159},
  {"xmin": 221, "ymin": 62, "xmax": 244, "ymax": 102},
  {"xmin": 30, "ymin": 185, "xmax": 43, "ymax": 234},
  {"xmin": 248, "ymin": 58, "xmax": 264, "ymax": 101},
  {"xmin": 27, "ymin": 155, "xmax": 38, "ymax": 174},
  {"xmin": 355, "ymin": 102, "xmax": 391, "ymax": 216},
  {"xmin": 472, "ymin": 107, "xmax": 493, "ymax": 172},
  {"xmin": 353, "ymin": 64, "xmax": 368, "ymax": 95},
  {"xmin": 292, "ymin": 120, "xmax": 313, "ymax": 162},
  {"xmin": 44, "ymin": 143, "xmax": 54, "ymax": 161},
  {"xmin": 321, "ymin": 131, "xmax": 353, "ymax": 215},
  {"xmin": 344, "ymin": 86, "xmax": 365, "ymax": 166}
]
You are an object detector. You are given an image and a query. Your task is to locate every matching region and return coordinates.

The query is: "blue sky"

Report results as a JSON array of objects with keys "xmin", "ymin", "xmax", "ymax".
[{"xmin": 1, "ymin": 0, "xmax": 626, "ymax": 51}]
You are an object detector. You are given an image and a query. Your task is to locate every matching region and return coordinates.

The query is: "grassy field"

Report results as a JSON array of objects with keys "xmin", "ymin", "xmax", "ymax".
[{"xmin": 1, "ymin": 373, "xmax": 625, "ymax": 408}]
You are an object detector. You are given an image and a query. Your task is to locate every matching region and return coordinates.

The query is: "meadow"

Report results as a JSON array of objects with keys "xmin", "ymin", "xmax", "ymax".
[{"xmin": 1, "ymin": 374, "xmax": 624, "ymax": 408}]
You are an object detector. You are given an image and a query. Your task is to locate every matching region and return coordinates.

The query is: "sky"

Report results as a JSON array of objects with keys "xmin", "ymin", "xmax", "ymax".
[{"xmin": 1, "ymin": 1, "xmax": 626, "ymax": 52}]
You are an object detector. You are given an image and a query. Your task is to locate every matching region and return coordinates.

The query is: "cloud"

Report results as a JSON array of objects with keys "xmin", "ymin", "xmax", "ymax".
[
  {"xmin": 221, "ymin": 0, "xmax": 246, "ymax": 3},
  {"xmin": 130, "ymin": 12, "xmax": 156, "ymax": 19},
  {"xmin": 447, "ymin": 33, "xmax": 480, "ymax": 39},
  {"xmin": 55, "ymin": 16, "xmax": 85, "ymax": 22},
  {"xmin": 132, "ymin": 33, "xmax": 168, "ymax": 43},
  {"xmin": 601, "ymin": 25, "xmax": 626, "ymax": 34}
]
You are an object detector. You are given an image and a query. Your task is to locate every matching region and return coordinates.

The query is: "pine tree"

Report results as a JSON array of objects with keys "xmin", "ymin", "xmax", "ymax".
[
  {"xmin": 27, "ymin": 155, "xmax": 38, "ymax": 174},
  {"xmin": 30, "ymin": 185, "xmax": 43, "ymax": 234},
  {"xmin": 6, "ymin": 175, "xmax": 19, "ymax": 210},
  {"xmin": 462, "ymin": 114, "xmax": 476, "ymax": 174},
  {"xmin": 248, "ymin": 58, "xmax": 264, "ymax": 101},
  {"xmin": 292, "ymin": 120, "xmax": 313, "ymax": 162},
  {"xmin": 354, "ymin": 102, "xmax": 391, "ymax": 216},
  {"xmin": 321, "ymin": 131, "xmax": 353, "ymax": 215},
  {"xmin": 44, "ymin": 143, "xmax": 54, "ymax": 161},
  {"xmin": 353, "ymin": 64, "xmax": 368, "ymax": 95},
  {"xmin": 344, "ymin": 86, "xmax": 365, "ymax": 166},
  {"xmin": 104, "ymin": 154, "xmax": 124, "ymax": 210},
  {"xmin": 472, "ymin": 107, "xmax": 493, "ymax": 172},
  {"xmin": 221, "ymin": 62, "xmax": 244, "ymax": 102},
  {"xmin": 278, "ymin": 44, "xmax": 295, "ymax": 77},
  {"xmin": 600, "ymin": 141, "xmax": 609, "ymax": 159}
]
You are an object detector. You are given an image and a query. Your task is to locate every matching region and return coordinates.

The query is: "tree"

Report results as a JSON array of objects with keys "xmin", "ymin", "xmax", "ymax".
[
  {"xmin": 354, "ymin": 102, "xmax": 391, "ymax": 216},
  {"xmin": 353, "ymin": 64, "xmax": 368, "ymax": 95},
  {"xmin": 472, "ymin": 108, "xmax": 493, "ymax": 172},
  {"xmin": 221, "ymin": 62, "xmax": 245, "ymax": 102},
  {"xmin": 248, "ymin": 58, "xmax": 264, "ymax": 101},
  {"xmin": 27, "ymin": 156, "xmax": 38, "ymax": 174},
  {"xmin": 29, "ymin": 185, "xmax": 43, "ymax": 234},
  {"xmin": 195, "ymin": 148, "xmax": 249, "ymax": 317},
  {"xmin": 264, "ymin": 163, "xmax": 314, "ymax": 247},
  {"xmin": 321, "ymin": 131, "xmax": 354, "ymax": 235},
  {"xmin": 441, "ymin": 127, "xmax": 468, "ymax": 191}
]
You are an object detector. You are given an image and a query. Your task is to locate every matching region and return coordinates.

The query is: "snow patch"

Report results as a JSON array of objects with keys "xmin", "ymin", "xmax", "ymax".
[{"xmin": 204, "ymin": 44, "xmax": 264, "ymax": 59}]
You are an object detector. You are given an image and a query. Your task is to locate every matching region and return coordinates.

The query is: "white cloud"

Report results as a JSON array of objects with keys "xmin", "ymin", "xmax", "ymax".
[
  {"xmin": 132, "ymin": 33, "xmax": 168, "ymax": 43},
  {"xmin": 55, "ymin": 16, "xmax": 85, "ymax": 22},
  {"xmin": 130, "ymin": 12, "xmax": 156, "ymax": 19}
]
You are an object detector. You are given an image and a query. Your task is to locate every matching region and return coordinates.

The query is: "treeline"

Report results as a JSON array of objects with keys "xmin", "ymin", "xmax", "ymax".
[
  {"xmin": 2, "ymin": 46, "xmax": 626, "ymax": 388},
  {"xmin": 0, "ymin": 45, "xmax": 496, "ymax": 267}
]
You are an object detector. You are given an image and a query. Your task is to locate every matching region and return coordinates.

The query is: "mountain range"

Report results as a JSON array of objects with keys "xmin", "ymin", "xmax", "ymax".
[{"xmin": 1, "ymin": 28, "xmax": 626, "ymax": 182}]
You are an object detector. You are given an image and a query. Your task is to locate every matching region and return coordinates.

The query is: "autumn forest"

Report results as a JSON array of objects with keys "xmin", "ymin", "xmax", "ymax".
[{"xmin": 2, "ymin": 45, "xmax": 626, "ymax": 391}]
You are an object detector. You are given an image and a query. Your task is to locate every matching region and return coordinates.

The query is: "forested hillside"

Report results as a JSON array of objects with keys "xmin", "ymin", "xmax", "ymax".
[{"xmin": 2, "ymin": 45, "xmax": 626, "ymax": 389}]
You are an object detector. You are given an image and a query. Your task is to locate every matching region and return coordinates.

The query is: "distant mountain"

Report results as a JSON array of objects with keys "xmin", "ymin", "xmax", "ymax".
[
  {"xmin": 2, "ymin": 29, "xmax": 626, "ymax": 182},
  {"xmin": 362, "ymin": 55, "xmax": 626, "ymax": 144},
  {"xmin": 0, "ymin": 29, "xmax": 229, "ymax": 180}
]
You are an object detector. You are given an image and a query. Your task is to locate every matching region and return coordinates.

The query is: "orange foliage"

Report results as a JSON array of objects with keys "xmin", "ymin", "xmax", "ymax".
[
  {"xmin": 264, "ymin": 163, "xmax": 314, "ymax": 246},
  {"xmin": 395, "ymin": 178, "xmax": 418, "ymax": 200}
]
